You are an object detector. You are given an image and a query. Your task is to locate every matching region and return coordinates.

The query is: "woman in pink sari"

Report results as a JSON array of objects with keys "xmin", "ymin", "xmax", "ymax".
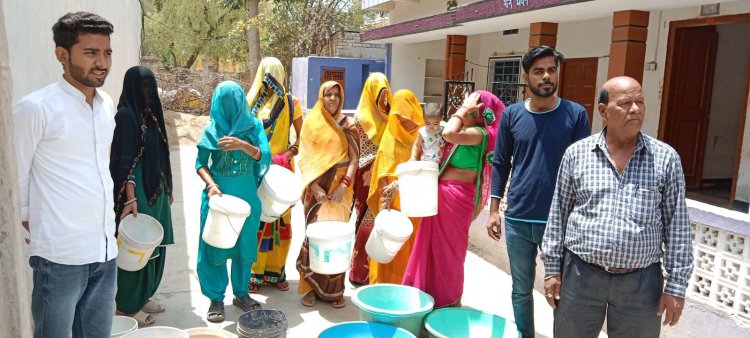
[{"xmin": 402, "ymin": 90, "xmax": 504, "ymax": 308}]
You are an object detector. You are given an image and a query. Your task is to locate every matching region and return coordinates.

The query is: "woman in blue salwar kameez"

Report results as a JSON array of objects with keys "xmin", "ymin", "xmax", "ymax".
[{"xmin": 195, "ymin": 81, "xmax": 271, "ymax": 323}]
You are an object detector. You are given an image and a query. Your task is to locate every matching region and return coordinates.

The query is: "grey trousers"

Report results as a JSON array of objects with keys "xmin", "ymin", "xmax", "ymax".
[{"xmin": 554, "ymin": 251, "xmax": 663, "ymax": 338}]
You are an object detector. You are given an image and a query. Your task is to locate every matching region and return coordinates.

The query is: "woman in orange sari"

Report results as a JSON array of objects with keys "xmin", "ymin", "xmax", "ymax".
[
  {"xmin": 296, "ymin": 81, "xmax": 359, "ymax": 308},
  {"xmin": 366, "ymin": 90, "xmax": 424, "ymax": 284},
  {"xmin": 350, "ymin": 73, "xmax": 392, "ymax": 286}
]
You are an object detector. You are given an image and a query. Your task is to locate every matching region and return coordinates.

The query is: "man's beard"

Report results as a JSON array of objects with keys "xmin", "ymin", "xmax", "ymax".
[
  {"xmin": 69, "ymin": 56, "xmax": 107, "ymax": 88},
  {"xmin": 529, "ymin": 81, "xmax": 557, "ymax": 98}
]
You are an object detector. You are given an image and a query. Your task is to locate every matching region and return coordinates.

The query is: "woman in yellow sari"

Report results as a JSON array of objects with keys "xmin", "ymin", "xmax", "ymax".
[
  {"xmin": 350, "ymin": 72, "xmax": 392, "ymax": 286},
  {"xmin": 366, "ymin": 90, "xmax": 424, "ymax": 284},
  {"xmin": 247, "ymin": 57, "xmax": 304, "ymax": 293},
  {"xmin": 296, "ymin": 81, "xmax": 359, "ymax": 308}
]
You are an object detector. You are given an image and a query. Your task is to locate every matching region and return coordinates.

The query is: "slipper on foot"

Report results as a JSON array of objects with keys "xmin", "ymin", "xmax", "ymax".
[
  {"xmin": 207, "ymin": 301, "xmax": 225, "ymax": 323},
  {"xmin": 142, "ymin": 299, "xmax": 166, "ymax": 313},
  {"xmin": 233, "ymin": 295, "xmax": 262, "ymax": 312}
]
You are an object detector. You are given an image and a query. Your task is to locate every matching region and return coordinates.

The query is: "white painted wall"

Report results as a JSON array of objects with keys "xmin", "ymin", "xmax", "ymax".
[
  {"xmin": 389, "ymin": 0, "xmax": 474, "ymax": 24},
  {"xmin": 2, "ymin": 0, "xmax": 142, "ymax": 103},
  {"xmin": 389, "ymin": 39, "xmax": 444, "ymax": 101},
  {"xmin": 703, "ymin": 23, "xmax": 750, "ymax": 180}
]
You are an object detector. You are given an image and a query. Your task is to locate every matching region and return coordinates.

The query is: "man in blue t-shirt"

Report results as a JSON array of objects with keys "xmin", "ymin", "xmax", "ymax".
[{"xmin": 486, "ymin": 46, "xmax": 590, "ymax": 338}]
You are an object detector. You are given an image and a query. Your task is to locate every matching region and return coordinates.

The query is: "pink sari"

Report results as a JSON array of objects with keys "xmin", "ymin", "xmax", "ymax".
[
  {"xmin": 402, "ymin": 90, "xmax": 504, "ymax": 308},
  {"xmin": 402, "ymin": 179, "xmax": 475, "ymax": 307}
]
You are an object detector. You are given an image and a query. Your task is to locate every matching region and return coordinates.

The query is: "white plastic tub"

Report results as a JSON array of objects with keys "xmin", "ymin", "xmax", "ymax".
[
  {"xmin": 366, "ymin": 209, "xmax": 414, "ymax": 264},
  {"xmin": 117, "ymin": 214, "xmax": 164, "ymax": 271},
  {"xmin": 306, "ymin": 220, "xmax": 355, "ymax": 275},
  {"xmin": 396, "ymin": 161, "xmax": 439, "ymax": 217},
  {"xmin": 203, "ymin": 194, "xmax": 251, "ymax": 249},
  {"xmin": 257, "ymin": 164, "xmax": 302, "ymax": 223}
]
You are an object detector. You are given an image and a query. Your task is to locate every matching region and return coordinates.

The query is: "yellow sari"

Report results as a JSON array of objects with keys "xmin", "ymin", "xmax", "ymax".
[
  {"xmin": 356, "ymin": 72, "xmax": 392, "ymax": 146},
  {"xmin": 248, "ymin": 57, "xmax": 303, "ymax": 288},
  {"xmin": 366, "ymin": 90, "xmax": 425, "ymax": 284},
  {"xmin": 296, "ymin": 81, "xmax": 358, "ymax": 301},
  {"xmin": 350, "ymin": 72, "xmax": 393, "ymax": 285}
]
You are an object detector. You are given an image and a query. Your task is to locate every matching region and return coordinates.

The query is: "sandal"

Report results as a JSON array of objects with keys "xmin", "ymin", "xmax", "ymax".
[
  {"xmin": 301, "ymin": 291, "xmax": 317, "ymax": 307},
  {"xmin": 207, "ymin": 301, "xmax": 225, "ymax": 323},
  {"xmin": 117, "ymin": 310, "xmax": 155, "ymax": 326},
  {"xmin": 275, "ymin": 281, "xmax": 290, "ymax": 292},
  {"xmin": 142, "ymin": 299, "xmax": 166, "ymax": 313},
  {"xmin": 330, "ymin": 298, "xmax": 346, "ymax": 309},
  {"xmin": 248, "ymin": 283, "xmax": 261, "ymax": 294},
  {"xmin": 233, "ymin": 295, "xmax": 262, "ymax": 312}
]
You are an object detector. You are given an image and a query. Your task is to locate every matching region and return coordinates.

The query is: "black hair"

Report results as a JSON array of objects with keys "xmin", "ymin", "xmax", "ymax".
[
  {"xmin": 521, "ymin": 45, "xmax": 563, "ymax": 74},
  {"xmin": 52, "ymin": 12, "xmax": 113, "ymax": 50},
  {"xmin": 598, "ymin": 88, "xmax": 609, "ymax": 105}
]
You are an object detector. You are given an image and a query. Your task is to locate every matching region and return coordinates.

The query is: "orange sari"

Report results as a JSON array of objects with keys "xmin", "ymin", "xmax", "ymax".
[{"xmin": 366, "ymin": 90, "xmax": 424, "ymax": 284}]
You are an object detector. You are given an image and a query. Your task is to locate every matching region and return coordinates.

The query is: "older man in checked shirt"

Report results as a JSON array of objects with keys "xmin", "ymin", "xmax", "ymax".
[{"xmin": 541, "ymin": 76, "xmax": 693, "ymax": 338}]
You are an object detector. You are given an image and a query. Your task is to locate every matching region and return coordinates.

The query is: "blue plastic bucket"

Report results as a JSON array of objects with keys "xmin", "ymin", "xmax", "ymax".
[
  {"xmin": 424, "ymin": 308, "xmax": 521, "ymax": 338},
  {"xmin": 318, "ymin": 321, "xmax": 416, "ymax": 338},
  {"xmin": 351, "ymin": 284, "xmax": 434, "ymax": 336}
]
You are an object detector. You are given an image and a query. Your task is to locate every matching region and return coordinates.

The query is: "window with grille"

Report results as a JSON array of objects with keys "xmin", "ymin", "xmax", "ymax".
[
  {"xmin": 488, "ymin": 58, "xmax": 525, "ymax": 105},
  {"xmin": 321, "ymin": 68, "xmax": 345, "ymax": 88}
]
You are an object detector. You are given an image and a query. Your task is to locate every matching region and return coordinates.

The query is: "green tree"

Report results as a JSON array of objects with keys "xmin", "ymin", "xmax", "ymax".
[{"xmin": 141, "ymin": 0, "xmax": 248, "ymax": 70}]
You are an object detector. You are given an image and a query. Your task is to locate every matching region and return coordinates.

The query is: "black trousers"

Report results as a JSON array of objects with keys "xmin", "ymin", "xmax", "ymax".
[{"xmin": 554, "ymin": 251, "xmax": 663, "ymax": 338}]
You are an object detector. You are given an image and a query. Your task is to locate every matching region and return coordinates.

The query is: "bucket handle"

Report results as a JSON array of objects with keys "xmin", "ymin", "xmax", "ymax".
[
  {"xmin": 304, "ymin": 201, "xmax": 353, "ymax": 225},
  {"xmin": 223, "ymin": 215, "xmax": 243, "ymax": 236}
]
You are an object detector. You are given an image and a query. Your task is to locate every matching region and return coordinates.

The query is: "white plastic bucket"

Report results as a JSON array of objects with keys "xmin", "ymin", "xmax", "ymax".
[
  {"xmin": 117, "ymin": 214, "xmax": 164, "ymax": 272},
  {"xmin": 257, "ymin": 164, "xmax": 302, "ymax": 223},
  {"xmin": 396, "ymin": 161, "xmax": 439, "ymax": 217},
  {"xmin": 203, "ymin": 194, "xmax": 251, "ymax": 249},
  {"xmin": 366, "ymin": 210, "xmax": 414, "ymax": 264},
  {"xmin": 123, "ymin": 326, "xmax": 189, "ymax": 338},
  {"xmin": 305, "ymin": 202, "xmax": 354, "ymax": 275},
  {"xmin": 111, "ymin": 316, "xmax": 138, "ymax": 337},
  {"xmin": 185, "ymin": 327, "xmax": 238, "ymax": 338}
]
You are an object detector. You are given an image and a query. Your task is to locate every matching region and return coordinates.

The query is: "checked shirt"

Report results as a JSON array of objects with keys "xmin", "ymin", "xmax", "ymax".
[{"xmin": 541, "ymin": 130, "xmax": 694, "ymax": 297}]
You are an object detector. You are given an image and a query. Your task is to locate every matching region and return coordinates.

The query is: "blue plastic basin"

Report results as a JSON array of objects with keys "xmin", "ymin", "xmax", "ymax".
[
  {"xmin": 318, "ymin": 321, "xmax": 416, "ymax": 338},
  {"xmin": 351, "ymin": 284, "xmax": 434, "ymax": 336},
  {"xmin": 424, "ymin": 308, "xmax": 521, "ymax": 338}
]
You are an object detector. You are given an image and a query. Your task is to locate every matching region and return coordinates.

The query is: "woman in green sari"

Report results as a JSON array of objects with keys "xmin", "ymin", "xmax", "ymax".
[{"xmin": 111, "ymin": 66, "xmax": 173, "ymax": 326}]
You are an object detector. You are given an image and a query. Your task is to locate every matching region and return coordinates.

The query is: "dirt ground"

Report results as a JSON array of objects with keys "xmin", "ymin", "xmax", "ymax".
[{"xmin": 164, "ymin": 110, "xmax": 209, "ymax": 147}]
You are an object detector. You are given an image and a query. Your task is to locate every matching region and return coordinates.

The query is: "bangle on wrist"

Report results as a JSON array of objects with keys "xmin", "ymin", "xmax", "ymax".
[
  {"xmin": 124, "ymin": 197, "xmax": 137, "ymax": 206},
  {"xmin": 206, "ymin": 183, "xmax": 219, "ymax": 191},
  {"xmin": 341, "ymin": 176, "xmax": 352, "ymax": 187},
  {"xmin": 544, "ymin": 275, "xmax": 557, "ymax": 280}
]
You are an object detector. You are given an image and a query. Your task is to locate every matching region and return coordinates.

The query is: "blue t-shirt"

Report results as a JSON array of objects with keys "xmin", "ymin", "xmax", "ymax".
[{"xmin": 490, "ymin": 98, "xmax": 590, "ymax": 222}]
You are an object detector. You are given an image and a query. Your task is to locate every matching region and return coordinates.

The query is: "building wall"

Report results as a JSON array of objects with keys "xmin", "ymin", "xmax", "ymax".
[
  {"xmin": 703, "ymin": 23, "xmax": 750, "ymax": 180},
  {"xmin": 293, "ymin": 57, "xmax": 385, "ymax": 111},
  {"xmin": 389, "ymin": 40, "xmax": 444, "ymax": 102},
  {"xmin": 3, "ymin": 0, "xmax": 142, "ymax": 103},
  {"xmin": 388, "ymin": 0, "xmax": 474, "ymax": 24},
  {"xmin": 291, "ymin": 57, "xmax": 310, "ymax": 110},
  {"xmin": 644, "ymin": 2, "xmax": 750, "ymax": 202},
  {"xmin": 320, "ymin": 31, "xmax": 387, "ymax": 60}
]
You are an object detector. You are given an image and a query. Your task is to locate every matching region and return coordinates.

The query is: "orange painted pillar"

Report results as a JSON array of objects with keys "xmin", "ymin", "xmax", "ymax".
[
  {"xmin": 444, "ymin": 35, "xmax": 467, "ymax": 80},
  {"xmin": 529, "ymin": 22, "xmax": 558, "ymax": 49},
  {"xmin": 607, "ymin": 10, "xmax": 649, "ymax": 83}
]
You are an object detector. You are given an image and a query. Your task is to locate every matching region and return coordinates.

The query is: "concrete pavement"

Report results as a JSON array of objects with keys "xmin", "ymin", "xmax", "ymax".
[{"xmin": 148, "ymin": 145, "xmax": 605, "ymax": 337}]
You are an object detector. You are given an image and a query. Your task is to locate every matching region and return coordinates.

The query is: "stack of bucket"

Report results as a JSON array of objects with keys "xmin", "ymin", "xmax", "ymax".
[{"xmin": 237, "ymin": 309, "xmax": 288, "ymax": 338}]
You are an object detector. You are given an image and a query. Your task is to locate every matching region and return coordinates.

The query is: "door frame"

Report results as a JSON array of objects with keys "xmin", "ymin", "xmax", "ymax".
[
  {"xmin": 559, "ymin": 57, "xmax": 598, "ymax": 127},
  {"xmin": 658, "ymin": 13, "xmax": 750, "ymax": 206}
]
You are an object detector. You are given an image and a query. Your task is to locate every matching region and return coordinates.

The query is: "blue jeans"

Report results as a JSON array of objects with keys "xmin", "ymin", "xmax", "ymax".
[
  {"xmin": 30, "ymin": 256, "xmax": 117, "ymax": 338},
  {"xmin": 504, "ymin": 218, "xmax": 546, "ymax": 338}
]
